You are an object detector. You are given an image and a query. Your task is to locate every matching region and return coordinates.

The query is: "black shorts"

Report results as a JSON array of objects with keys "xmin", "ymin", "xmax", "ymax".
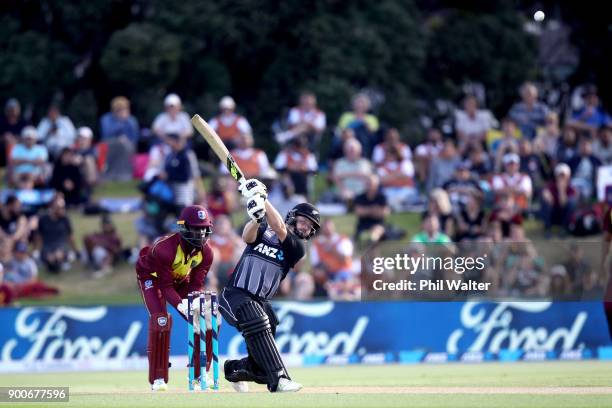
[{"xmin": 219, "ymin": 286, "xmax": 279, "ymax": 332}]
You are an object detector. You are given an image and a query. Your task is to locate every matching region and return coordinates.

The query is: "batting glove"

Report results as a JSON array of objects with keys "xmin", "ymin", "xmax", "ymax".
[
  {"xmin": 238, "ymin": 178, "xmax": 267, "ymax": 199},
  {"xmin": 246, "ymin": 195, "xmax": 266, "ymax": 222}
]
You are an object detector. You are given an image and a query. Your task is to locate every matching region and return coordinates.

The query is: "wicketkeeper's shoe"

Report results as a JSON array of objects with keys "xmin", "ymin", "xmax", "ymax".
[
  {"xmin": 275, "ymin": 377, "xmax": 302, "ymax": 392},
  {"xmin": 199, "ymin": 372, "xmax": 212, "ymax": 390},
  {"xmin": 151, "ymin": 378, "xmax": 168, "ymax": 391},
  {"xmin": 231, "ymin": 381, "xmax": 249, "ymax": 393}
]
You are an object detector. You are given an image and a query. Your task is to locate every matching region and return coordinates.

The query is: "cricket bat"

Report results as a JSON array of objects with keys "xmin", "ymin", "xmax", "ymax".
[{"xmin": 191, "ymin": 114, "xmax": 245, "ymax": 183}]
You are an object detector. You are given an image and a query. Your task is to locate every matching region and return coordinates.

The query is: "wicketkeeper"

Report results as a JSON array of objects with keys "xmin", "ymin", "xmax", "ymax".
[
  {"xmin": 135, "ymin": 205, "xmax": 215, "ymax": 391},
  {"xmin": 219, "ymin": 178, "xmax": 321, "ymax": 392}
]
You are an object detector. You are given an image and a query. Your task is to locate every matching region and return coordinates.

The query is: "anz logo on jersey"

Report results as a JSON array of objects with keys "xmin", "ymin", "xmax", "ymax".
[{"xmin": 253, "ymin": 243, "xmax": 284, "ymax": 261}]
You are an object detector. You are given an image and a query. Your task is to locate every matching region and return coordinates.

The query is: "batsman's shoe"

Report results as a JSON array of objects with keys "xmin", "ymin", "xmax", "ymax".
[
  {"xmin": 275, "ymin": 378, "xmax": 302, "ymax": 393},
  {"xmin": 151, "ymin": 378, "xmax": 168, "ymax": 391},
  {"xmin": 231, "ymin": 381, "xmax": 249, "ymax": 393},
  {"xmin": 224, "ymin": 359, "xmax": 249, "ymax": 383}
]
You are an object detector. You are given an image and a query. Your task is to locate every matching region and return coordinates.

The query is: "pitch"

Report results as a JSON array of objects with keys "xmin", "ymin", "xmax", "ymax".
[{"xmin": 1, "ymin": 361, "xmax": 611, "ymax": 407}]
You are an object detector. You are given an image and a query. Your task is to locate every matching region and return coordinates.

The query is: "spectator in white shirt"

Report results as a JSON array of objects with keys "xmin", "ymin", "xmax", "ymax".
[
  {"xmin": 9, "ymin": 126, "xmax": 48, "ymax": 186},
  {"xmin": 372, "ymin": 127, "xmax": 412, "ymax": 166},
  {"xmin": 208, "ymin": 96, "xmax": 252, "ymax": 150},
  {"xmin": 376, "ymin": 144, "xmax": 417, "ymax": 211},
  {"xmin": 36, "ymin": 104, "xmax": 76, "ymax": 160},
  {"xmin": 276, "ymin": 91, "xmax": 326, "ymax": 151},
  {"xmin": 455, "ymin": 95, "xmax": 495, "ymax": 153},
  {"xmin": 492, "ymin": 153, "xmax": 533, "ymax": 211},
  {"xmin": 152, "ymin": 93, "xmax": 193, "ymax": 143}
]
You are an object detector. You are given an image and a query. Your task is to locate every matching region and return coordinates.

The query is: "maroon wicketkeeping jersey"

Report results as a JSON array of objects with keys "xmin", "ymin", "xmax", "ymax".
[{"xmin": 136, "ymin": 233, "xmax": 213, "ymax": 308}]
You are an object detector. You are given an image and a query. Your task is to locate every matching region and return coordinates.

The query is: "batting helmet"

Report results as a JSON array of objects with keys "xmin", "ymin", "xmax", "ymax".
[
  {"xmin": 285, "ymin": 202, "xmax": 321, "ymax": 240},
  {"xmin": 177, "ymin": 205, "xmax": 213, "ymax": 247}
]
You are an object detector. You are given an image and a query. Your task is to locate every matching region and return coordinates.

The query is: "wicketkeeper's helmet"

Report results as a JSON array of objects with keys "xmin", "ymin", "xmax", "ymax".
[{"xmin": 177, "ymin": 205, "xmax": 213, "ymax": 247}]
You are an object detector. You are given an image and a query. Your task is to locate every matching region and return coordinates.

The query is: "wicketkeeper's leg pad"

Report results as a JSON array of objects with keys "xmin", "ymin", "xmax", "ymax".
[{"xmin": 148, "ymin": 313, "xmax": 172, "ymax": 384}]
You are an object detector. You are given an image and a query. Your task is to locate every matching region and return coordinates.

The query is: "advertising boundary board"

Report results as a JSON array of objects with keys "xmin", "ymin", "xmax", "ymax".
[{"xmin": 0, "ymin": 301, "xmax": 610, "ymax": 373}]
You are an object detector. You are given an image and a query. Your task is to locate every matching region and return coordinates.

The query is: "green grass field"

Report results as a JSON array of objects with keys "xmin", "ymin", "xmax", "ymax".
[{"xmin": 1, "ymin": 362, "xmax": 611, "ymax": 407}]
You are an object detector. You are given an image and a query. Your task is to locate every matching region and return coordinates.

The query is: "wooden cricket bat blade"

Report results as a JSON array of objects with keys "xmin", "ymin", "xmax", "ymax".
[{"xmin": 191, "ymin": 114, "xmax": 244, "ymax": 182}]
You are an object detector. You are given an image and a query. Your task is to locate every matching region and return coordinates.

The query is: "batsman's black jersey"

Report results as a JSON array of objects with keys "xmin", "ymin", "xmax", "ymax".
[{"xmin": 228, "ymin": 221, "xmax": 305, "ymax": 299}]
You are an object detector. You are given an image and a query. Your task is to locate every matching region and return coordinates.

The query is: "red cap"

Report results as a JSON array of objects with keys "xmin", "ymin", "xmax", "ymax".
[{"xmin": 177, "ymin": 205, "xmax": 213, "ymax": 228}]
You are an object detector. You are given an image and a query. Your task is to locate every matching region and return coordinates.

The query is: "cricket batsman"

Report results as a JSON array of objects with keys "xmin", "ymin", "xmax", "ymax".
[
  {"xmin": 219, "ymin": 178, "xmax": 320, "ymax": 393},
  {"xmin": 135, "ymin": 205, "xmax": 214, "ymax": 391}
]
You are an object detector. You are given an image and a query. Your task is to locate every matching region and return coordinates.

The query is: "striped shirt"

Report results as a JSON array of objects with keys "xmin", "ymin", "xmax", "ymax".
[{"xmin": 228, "ymin": 222, "xmax": 305, "ymax": 299}]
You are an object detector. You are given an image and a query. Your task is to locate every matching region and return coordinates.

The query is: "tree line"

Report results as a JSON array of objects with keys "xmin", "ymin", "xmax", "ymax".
[{"xmin": 1, "ymin": 0, "xmax": 605, "ymax": 149}]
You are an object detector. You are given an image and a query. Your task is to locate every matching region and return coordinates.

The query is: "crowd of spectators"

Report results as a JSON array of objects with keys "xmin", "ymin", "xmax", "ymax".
[{"xmin": 1, "ymin": 81, "xmax": 611, "ymax": 304}]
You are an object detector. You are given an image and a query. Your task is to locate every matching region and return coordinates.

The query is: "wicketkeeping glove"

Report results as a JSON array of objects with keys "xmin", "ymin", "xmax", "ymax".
[{"xmin": 177, "ymin": 299, "xmax": 189, "ymax": 319}]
